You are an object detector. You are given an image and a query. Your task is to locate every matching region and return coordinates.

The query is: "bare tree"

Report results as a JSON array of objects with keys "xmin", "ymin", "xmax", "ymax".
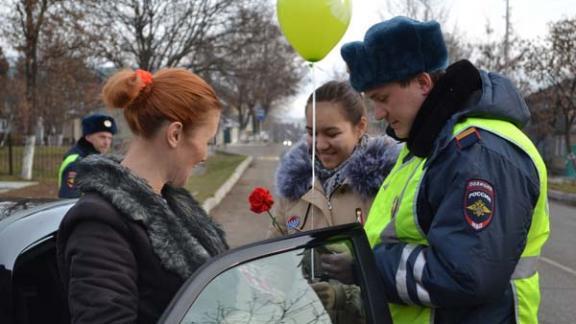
[
  {"xmin": 524, "ymin": 88, "xmax": 558, "ymax": 150},
  {"xmin": 384, "ymin": 0, "xmax": 446, "ymax": 22},
  {"xmin": 2, "ymin": 0, "xmax": 101, "ymax": 178},
  {"xmin": 0, "ymin": 47, "xmax": 9, "ymax": 113},
  {"xmin": 473, "ymin": 22, "xmax": 526, "ymax": 78},
  {"xmin": 0, "ymin": 48, "xmax": 24, "ymax": 146},
  {"xmin": 3, "ymin": 0, "xmax": 53, "ymax": 136},
  {"xmin": 83, "ymin": 0, "xmax": 239, "ymax": 71},
  {"xmin": 382, "ymin": 0, "xmax": 469, "ymax": 63},
  {"xmin": 205, "ymin": 1, "xmax": 306, "ymax": 133},
  {"xmin": 2, "ymin": 0, "xmax": 59, "ymax": 179},
  {"xmin": 192, "ymin": 288, "xmax": 329, "ymax": 323},
  {"xmin": 36, "ymin": 4, "xmax": 102, "ymax": 136},
  {"xmin": 523, "ymin": 17, "xmax": 576, "ymax": 166},
  {"xmin": 471, "ymin": 2, "xmax": 531, "ymax": 97},
  {"xmin": 36, "ymin": 54, "xmax": 101, "ymax": 137}
]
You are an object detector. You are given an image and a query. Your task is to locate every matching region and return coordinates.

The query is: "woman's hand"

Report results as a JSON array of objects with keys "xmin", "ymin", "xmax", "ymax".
[{"xmin": 310, "ymin": 281, "xmax": 337, "ymax": 310}]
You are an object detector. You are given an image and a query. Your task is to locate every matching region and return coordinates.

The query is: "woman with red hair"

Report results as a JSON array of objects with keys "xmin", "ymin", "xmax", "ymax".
[{"xmin": 57, "ymin": 68, "xmax": 228, "ymax": 323}]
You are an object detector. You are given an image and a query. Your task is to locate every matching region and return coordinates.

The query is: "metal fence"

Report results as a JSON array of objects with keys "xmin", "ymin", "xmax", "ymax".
[{"xmin": 0, "ymin": 135, "xmax": 68, "ymax": 179}]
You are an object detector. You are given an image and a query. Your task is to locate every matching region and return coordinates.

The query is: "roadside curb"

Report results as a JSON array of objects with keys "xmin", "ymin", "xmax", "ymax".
[
  {"xmin": 548, "ymin": 189, "xmax": 576, "ymax": 206},
  {"xmin": 202, "ymin": 155, "xmax": 253, "ymax": 214}
]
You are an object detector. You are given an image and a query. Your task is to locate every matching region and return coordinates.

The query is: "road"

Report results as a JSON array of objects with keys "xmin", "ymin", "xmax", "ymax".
[
  {"xmin": 540, "ymin": 201, "xmax": 576, "ymax": 324},
  {"xmin": 212, "ymin": 143, "xmax": 576, "ymax": 323},
  {"xmin": 210, "ymin": 143, "xmax": 285, "ymax": 247}
]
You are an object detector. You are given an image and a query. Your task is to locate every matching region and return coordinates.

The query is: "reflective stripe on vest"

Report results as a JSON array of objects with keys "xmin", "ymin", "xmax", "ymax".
[
  {"xmin": 58, "ymin": 154, "xmax": 80, "ymax": 188},
  {"xmin": 365, "ymin": 117, "xmax": 549, "ymax": 324}
]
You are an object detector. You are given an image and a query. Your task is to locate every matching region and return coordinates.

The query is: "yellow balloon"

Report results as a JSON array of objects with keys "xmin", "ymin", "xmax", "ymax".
[{"xmin": 277, "ymin": 0, "xmax": 352, "ymax": 62}]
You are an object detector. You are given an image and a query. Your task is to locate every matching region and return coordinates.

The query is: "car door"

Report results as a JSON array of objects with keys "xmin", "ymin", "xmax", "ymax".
[
  {"xmin": 0, "ymin": 200, "xmax": 74, "ymax": 324},
  {"xmin": 159, "ymin": 223, "xmax": 392, "ymax": 324}
]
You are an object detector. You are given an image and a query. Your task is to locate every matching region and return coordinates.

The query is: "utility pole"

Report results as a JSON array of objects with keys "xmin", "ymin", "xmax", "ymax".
[{"xmin": 503, "ymin": 0, "xmax": 511, "ymax": 72}]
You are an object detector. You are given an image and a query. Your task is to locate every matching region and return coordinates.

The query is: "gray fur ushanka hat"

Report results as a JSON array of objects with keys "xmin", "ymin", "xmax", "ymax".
[{"xmin": 341, "ymin": 16, "xmax": 448, "ymax": 92}]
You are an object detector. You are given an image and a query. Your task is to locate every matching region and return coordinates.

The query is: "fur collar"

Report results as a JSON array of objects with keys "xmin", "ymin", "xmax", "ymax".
[
  {"xmin": 75, "ymin": 155, "xmax": 228, "ymax": 279},
  {"xmin": 407, "ymin": 59, "xmax": 482, "ymax": 157},
  {"xmin": 276, "ymin": 136, "xmax": 400, "ymax": 201}
]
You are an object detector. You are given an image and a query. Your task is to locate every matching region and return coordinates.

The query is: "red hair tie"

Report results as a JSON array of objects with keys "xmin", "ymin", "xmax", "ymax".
[{"xmin": 135, "ymin": 69, "xmax": 153, "ymax": 87}]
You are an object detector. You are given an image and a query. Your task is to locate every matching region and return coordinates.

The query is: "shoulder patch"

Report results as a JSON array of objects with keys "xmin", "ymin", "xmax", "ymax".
[
  {"xmin": 455, "ymin": 127, "xmax": 481, "ymax": 150},
  {"xmin": 66, "ymin": 171, "xmax": 77, "ymax": 188},
  {"xmin": 464, "ymin": 179, "xmax": 495, "ymax": 230}
]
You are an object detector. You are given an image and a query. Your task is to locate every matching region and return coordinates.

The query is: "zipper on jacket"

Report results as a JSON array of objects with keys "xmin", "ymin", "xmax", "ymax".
[{"xmin": 327, "ymin": 183, "xmax": 344, "ymax": 211}]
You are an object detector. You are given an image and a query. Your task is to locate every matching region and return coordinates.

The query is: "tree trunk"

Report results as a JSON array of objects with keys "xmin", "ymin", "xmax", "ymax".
[
  {"xmin": 252, "ymin": 114, "xmax": 259, "ymax": 135},
  {"xmin": 564, "ymin": 113, "xmax": 573, "ymax": 157},
  {"xmin": 21, "ymin": 135, "xmax": 36, "ymax": 180},
  {"xmin": 565, "ymin": 126, "xmax": 576, "ymax": 172},
  {"xmin": 239, "ymin": 109, "xmax": 251, "ymax": 130}
]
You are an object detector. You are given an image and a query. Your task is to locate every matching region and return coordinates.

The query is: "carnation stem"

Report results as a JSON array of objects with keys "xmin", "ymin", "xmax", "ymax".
[{"xmin": 267, "ymin": 210, "xmax": 286, "ymax": 235}]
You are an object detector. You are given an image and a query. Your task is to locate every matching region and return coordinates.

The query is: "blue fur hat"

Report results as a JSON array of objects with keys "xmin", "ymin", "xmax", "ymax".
[
  {"xmin": 341, "ymin": 16, "xmax": 448, "ymax": 92},
  {"xmin": 82, "ymin": 113, "xmax": 117, "ymax": 136}
]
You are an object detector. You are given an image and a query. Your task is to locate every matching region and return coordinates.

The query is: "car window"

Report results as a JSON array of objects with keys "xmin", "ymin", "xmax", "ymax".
[
  {"xmin": 11, "ymin": 238, "xmax": 68, "ymax": 324},
  {"xmin": 180, "ymin": 239, "xmax": 365, "ymax": 324}
]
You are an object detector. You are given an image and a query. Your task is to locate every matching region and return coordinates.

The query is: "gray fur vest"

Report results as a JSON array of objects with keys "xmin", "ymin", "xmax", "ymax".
[
  {"xmin": 75, "ymin": 155, "xmax": 228, "ymax": 279},
  {"xmin": 276, "ymin": 136, "xmax": 401, "ymax": 201}
]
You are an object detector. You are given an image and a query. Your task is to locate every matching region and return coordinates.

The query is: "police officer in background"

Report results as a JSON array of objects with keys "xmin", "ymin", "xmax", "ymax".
[
  {"xmin": 58, "ymin": 113, "xmax": 117, "ymax": 198},
  {"xmin": 336, "ymin": 16, "xmax": 550, "ymax": 323}
]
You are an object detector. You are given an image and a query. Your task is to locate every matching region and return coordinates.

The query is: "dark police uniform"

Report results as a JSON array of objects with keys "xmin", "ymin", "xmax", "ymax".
[{"xmin": 58, "ymin": 114, "xmax": 117, "ymax": 198}]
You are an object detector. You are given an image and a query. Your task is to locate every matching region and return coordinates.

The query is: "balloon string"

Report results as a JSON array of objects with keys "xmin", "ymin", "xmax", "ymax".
[
  {"xmin": 310, "ymin": 62, "xmax": 316, "ymax": 280},
  {"xmin": 310, "ymin": 62, "xmax": 316, "ymax": 230}
]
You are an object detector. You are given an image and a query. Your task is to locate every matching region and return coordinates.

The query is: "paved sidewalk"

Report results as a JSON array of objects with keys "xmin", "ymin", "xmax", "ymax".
[
  {"xmin": 0, "ymin": 181, "xmax": 38, "ymax": 193},
  {"xmin": 210, "ymin": 144, "xmax": 283, "ymax": 248}
]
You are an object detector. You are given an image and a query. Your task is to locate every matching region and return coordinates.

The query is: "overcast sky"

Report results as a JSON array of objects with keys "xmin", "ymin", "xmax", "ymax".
[{"xmin": 281, "ymin": 0, "xmax": 576, "ymax": 120}]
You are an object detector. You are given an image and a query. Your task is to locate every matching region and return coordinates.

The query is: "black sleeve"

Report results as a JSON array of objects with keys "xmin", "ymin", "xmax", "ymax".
[{"xmin": 65, "ymin": 221, "xmax": 138, "ymax": 323}]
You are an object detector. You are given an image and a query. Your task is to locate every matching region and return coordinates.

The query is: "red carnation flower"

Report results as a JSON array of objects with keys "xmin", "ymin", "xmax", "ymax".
[
  {"xmin": 248, "ymin": 187, "xmax": 285, "ymax": 235},
  {"xmin": 249, "ymin": 187, "xmax": 274, "ymax": 213}
]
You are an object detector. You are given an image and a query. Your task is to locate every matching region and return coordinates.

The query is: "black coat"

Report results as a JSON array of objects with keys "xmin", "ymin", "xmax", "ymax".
[
  {"xmin": 58, "ymin": 193, "xmax": 183, "ymax": 323},
  {"xmin": 57, "ymin": 155, "xmax": 228, "ymax": 323}
]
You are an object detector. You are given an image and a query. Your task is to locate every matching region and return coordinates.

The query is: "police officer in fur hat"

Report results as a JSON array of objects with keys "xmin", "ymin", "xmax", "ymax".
[
  {"xmin": 58, "ymin": 113, "xmax": 117, "ymax": 198},
  {"xmin": 335, "ymin": 16, "xmax": 549, "ymax": 323}
]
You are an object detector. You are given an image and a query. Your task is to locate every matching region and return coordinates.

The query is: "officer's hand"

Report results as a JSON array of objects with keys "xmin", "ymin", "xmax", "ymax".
[
  {"xmin": 310, "ymin": 281, "xmax": 336, "ymax": 310},
  {"xmin": 320, "ymin": 252, "xmax": 355, "ymax": 284}
]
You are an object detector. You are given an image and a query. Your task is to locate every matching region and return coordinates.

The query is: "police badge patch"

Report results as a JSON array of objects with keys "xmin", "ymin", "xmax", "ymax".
[
  {"xmin": 464, "ymin": 179, "xmax": 495, "ymax": 231},
  {"xmin": 66, "ymin": 171, "xmax": 77, "ymax": 188}
]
